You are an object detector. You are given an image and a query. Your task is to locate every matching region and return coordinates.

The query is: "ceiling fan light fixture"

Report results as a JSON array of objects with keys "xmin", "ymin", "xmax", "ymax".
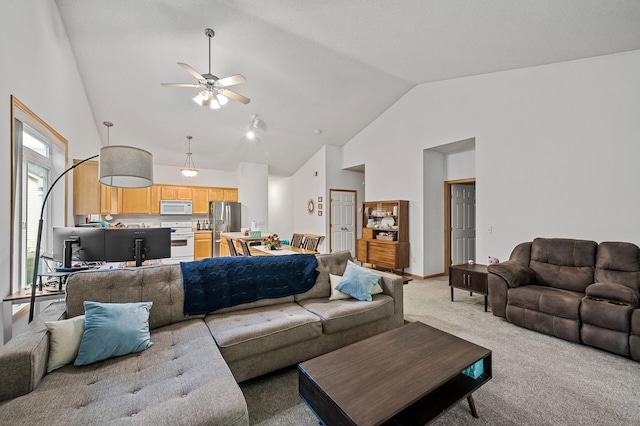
[
  {"xmin": 209, "ymin": 97, "xmax": 221, "ymax": 109},
  {"xmin": 217, "ymin": 94, "xmax": 228, "ymax": 106},
  {"xmin": 181, "ymin": 135, "xmax": 198, "ymax": 177}
]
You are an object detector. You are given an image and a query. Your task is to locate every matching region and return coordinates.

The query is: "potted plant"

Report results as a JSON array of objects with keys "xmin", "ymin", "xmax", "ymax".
[{"xmin": 263, "ymin": 234, "xmax": 281, "ymax": 250}]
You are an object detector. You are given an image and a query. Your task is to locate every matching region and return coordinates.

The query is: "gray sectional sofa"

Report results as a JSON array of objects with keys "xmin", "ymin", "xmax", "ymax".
[{"xmin": 0, "ymin": 251, "xmax": 404, "ymax": 425}]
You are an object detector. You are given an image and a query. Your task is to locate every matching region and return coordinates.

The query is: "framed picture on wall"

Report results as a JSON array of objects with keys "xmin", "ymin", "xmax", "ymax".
[
  {"xmin": 318, "ymin": 203, "xmax": 323, "ymax": 209},
  {"xmin": 318, "ymin": 211, "xmax": 323, "ymax": 216},
  {"xmin": 318, "ymin": 196, "xmax": 323, "ymax": 202}
]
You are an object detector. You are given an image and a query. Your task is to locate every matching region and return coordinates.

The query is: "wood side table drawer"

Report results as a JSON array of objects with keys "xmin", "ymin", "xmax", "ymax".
[{"xmin": 449, "ymin": 264, "xmax": 489, "ymax": 312}]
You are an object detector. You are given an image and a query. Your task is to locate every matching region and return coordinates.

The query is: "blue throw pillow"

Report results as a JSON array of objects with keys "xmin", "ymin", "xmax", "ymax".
[
  {"xmin": 74, "ymin": 301, "xmax": 153, "ymax": 366},
  {"xmin": 335, "ymin": 261, "xmax": 381, "ymax": 302}
]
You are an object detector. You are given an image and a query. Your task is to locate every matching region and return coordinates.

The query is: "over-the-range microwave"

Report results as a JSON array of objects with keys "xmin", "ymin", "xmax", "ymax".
[{"xmin": 160, "ymin": 200, "xmax": 192, "ymax": 215}]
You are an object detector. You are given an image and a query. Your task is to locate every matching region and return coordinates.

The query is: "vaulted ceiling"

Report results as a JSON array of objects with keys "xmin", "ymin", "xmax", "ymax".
[{"xmin": 55, "ymin": 0, "xmax": 640, "ymax": 176}]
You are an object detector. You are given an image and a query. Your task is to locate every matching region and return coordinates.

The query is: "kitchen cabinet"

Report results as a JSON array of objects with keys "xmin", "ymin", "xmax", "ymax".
[
  {"xmin": 160, "ymin": 185, "xmax": 192, "ymax": 200},
  {"xmin": 73, "ymin": 160, "xmax": 100, "ymax": 215},
  {"xmin": 118, "ymin": 187, "xmax": 151, "ymax": 214},
  {"xmin": 192, "ymin": 187, "xmax": 210, "ymax": 214},
  {"xmin": 194, "ymin": 232, "xmax": 213, "ymax": 260},
  {"xmin": 223, "ymin": 188, "xmax": 238, "ymax": 202},
  {"xmin": 357, "ymin": 200, "xmax": 409, "ymax": 274},
  {"xmin": 209, "ymin": 187, "xmax": 238, "ymax": 202},
  {"xmin": 150, "ymin": 185, "xmax": 161, "ymax": 214},
  {"xmin": 101, "ymin": 186, "xmax": 118, "ymax": 215}
]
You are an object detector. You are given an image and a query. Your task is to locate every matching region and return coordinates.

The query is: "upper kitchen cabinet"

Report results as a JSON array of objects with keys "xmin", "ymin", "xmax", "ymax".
[
  {"xmin": 150, "ymin": 185, "xmax": 161, "ymax": 214},
  {"xmin": 118, "ymin": 187, "xmax": 151, "ymax": 214},
  {"xmin": 160, "ymin": 185, "xmax": 192, "ymax": 200},
  {"xmin": 73, "ymin": 160, "xmax": 100, "ymax": 215},
  {"xmin": 210, "ymin": 187, "xmax": 238, "ymax": 202},
  {"xmin": 192, "ymin": 187, "xmax": 210, "ymax": 214}
]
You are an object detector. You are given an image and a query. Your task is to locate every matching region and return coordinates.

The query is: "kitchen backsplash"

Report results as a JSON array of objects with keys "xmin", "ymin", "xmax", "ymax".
[{"xmin": 74, "ymin": 214, "xmax": 210, "ymax": 229}]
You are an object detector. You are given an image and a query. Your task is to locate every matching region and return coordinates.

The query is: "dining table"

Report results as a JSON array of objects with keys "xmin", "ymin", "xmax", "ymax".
[{"xmin": 249, "ymin": 244, "xmax": 319, "ymax": 256}]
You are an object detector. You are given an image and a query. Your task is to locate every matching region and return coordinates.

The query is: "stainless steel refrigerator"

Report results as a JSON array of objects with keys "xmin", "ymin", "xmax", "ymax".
[{"xmin": 210, "ymin": 201, "xmax": 242, "ymax": 256}]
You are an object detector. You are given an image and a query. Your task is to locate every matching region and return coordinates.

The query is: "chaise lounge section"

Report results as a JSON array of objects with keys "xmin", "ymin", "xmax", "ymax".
[
  {"xmin": 0, "ymin": 250, "xmax": 404, "ymax": 424},
  {"xmin": 488, "ymin": 238, "xmax": 640, "ymax": 360}
]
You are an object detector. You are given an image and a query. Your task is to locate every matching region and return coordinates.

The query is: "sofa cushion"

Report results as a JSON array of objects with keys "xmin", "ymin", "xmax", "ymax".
[
  {"xmin": 585, "ymin": 282, "xmax": 639, "ymax": 307},
  {"xmin": 205, "ymin": 303, "xmax": 322, "ymax": 363},
  {"xmin": 0, "ymin": 320, "xmax": 249, "ymax": 426},
  {"xmin": 595, "ymin": 241, "xmax": 640, "ymax": 292},
  {"xmin": 74, "ymin": 301, "xmax": 154, "ymax": 366},
  {"xmin": 508, "ymin": 285, "xmax": 583, "ymax": 320},
  {"xmin": 296, "ymin": 251, "xmax": 353, "ymax": 301},
  {"xmin": 632, "ymin": 310, "xmax": 640, "ymax": 335},
  {"xmin": 66, "ymin": 264, "xmax": 194, "ymax": 330},
  {"xmin": 530, "ymin": 238, "xmax": 597, "ymax": 293},
  {"xmin": 298, "ymin": 294, "xmax": 395, "ymax": 334},
  {"xmin": 334, "ymin": 261, "xmax": 382, "ymax": 302},
  {"xmin": 44, "ymin": 315, "xmax": 85, "ymax": 372}
]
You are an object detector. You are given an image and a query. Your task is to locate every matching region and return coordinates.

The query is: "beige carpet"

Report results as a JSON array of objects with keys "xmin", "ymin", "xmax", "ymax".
[{"xmin": 240, "ymin": 277, "xmax": 640, "ymax": 425}]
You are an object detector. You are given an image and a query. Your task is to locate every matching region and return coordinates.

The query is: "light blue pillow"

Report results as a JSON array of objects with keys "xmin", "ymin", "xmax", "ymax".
[
  {"xmin": 74, "ymin": 301, "xmax": 153, "ymax": 366},
  {"xmin": 335, "ymin": 261, "xmax": 381, "ymax": 302}
]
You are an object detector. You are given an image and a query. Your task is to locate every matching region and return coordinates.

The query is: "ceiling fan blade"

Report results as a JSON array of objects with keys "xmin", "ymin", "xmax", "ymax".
[
  {"xmin": 161, "ymin": 83, "xmax": 200, "ymax": 87},
  {"xmin": 177, "ymin": 62, "xmax": 205, "ymax": 80},
  {"xmin": 217, "ymin": 74, "xmax": 247, "ymax": 87},
  {"xmin": 220, "ymin": 89, "xmax": 250, "ymax": 105}
]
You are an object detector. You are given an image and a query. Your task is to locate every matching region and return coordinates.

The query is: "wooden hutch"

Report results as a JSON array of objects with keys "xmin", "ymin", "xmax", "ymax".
[{"xmin": 357, "ymin": 200, "xmax": 409, "ymax": 274}]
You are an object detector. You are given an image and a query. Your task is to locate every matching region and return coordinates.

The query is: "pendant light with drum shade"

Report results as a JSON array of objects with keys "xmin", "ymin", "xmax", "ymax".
[
  {"xmin": 181, "ymin": 135, "xmax": 198, "ymax": 177},
  {"xmin": 28, "ymin": 121, "xmax": 154, "ymax": 322}
]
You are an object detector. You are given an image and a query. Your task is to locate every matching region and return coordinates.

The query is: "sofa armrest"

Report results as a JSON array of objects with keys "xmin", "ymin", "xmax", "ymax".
[
  {"xmin": 0, "ymin": 301, "xmax": 66, "ymax": 402},
  {"xmin": 371, "ymin": 270, "xmax": 404, "ymax": 316},
  {"xmin": 488, "ymin": 261, "xmax": 536, "ymax": 288},
  {"xmin": 586, "ymin": 282, "xmax": 640, "ymax": 308}
]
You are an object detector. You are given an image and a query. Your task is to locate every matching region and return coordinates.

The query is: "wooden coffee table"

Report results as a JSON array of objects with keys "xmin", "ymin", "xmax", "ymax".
[{"xmin": 298, "ymin": 322, "xmax": 492, "ymax": 425}]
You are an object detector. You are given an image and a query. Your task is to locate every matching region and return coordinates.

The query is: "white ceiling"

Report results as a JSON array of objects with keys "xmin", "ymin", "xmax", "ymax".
[{"xmin": 55, "ymin": 0, "xmax": 640, "ymax": 176}]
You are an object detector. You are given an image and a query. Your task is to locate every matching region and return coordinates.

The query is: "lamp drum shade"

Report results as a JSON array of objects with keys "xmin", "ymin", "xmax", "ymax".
[{"xmin": 98, "ymin": 145, "xmax": 153, "ymax": 188}]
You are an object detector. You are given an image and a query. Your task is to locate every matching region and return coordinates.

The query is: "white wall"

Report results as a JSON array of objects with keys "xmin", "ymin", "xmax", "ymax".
[
  {"xmin": 268, "ymin": 176, "xmax": 293, "ymax": 240},
  {"xmin": 153, "ymin": 165, "xmax": 236, "ymax": 187},
  {"xmin": 292, "ymin": 147, "xmax": 327, "ymax": 248},
  {"xmin": 344, "ymin": 50, "xmax": 640, "ymax": 276},
  {"xmin": 1, "ymin": 1, "xmax": 103, "ymax": 343},
  {"xmin": 237, "ymin": 162, "xmax": 268, "ymax": 231}
]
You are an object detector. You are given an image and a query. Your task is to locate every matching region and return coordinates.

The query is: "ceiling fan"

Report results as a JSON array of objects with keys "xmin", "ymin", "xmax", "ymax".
[{"xmin": 161, "ymin": 28, "xmax": 250, "ymax": 109}]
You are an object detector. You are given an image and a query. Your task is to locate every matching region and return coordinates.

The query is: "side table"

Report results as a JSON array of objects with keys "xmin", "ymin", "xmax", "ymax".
[{"xmin": 449, "ymin": 263, "xmax": 489, "ymax": 312}]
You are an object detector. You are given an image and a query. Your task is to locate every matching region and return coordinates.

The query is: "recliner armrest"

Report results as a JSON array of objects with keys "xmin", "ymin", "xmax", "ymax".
[
  {"xmin": 488, "ymin": 261, "xmax": 536, "ymax": 288},
  {"xmin": 586, "ymin": 282, "xmax": 639, "ymax": 307}
]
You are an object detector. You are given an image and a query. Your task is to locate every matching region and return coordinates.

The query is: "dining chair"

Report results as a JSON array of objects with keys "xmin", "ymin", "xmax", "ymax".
[
  {"xmin": 239, "ymin": 239, "xmax": 252, "ymax": 256},
  {"xmin": 226, "ymin": 237, "xmax": 240, "ymax": 256},
  {"xmin": 302, "ymin": 236, "xmax": 323, "ymax": 251},
  {"xmin": 291, "ymin": 233, "xmax": 304, "ymax": 248}
]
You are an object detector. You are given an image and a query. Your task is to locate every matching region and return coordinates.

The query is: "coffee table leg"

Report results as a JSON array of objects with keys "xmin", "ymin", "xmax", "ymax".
[{"xmin": 467, "ymin": 394, "xmax": 479, "ymax": 418}]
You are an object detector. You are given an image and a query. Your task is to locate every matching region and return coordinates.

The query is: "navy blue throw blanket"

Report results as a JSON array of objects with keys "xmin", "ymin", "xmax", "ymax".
[{"xmin": 180, "ymin": 254, "xmax": 319, "ymax": 316}]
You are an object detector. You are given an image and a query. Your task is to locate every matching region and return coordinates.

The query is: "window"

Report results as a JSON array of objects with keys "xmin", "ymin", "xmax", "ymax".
[{"xmin": 10, "ymin": 97, "xmax": 68, "ymax": 312}]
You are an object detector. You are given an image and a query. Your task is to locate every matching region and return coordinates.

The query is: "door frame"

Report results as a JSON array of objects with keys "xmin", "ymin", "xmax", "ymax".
[
  {"xmin": 444, "ymin": 178, "xmax": 476, "ymax": 275},
  {"xmin": 329, "ymin": 189, "xmax": 358, "ymax": 254}
]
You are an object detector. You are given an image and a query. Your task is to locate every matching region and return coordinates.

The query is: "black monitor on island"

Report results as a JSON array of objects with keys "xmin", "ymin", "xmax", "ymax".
[{"xmin": 53, "ymin": 227, "xmax": 171, "ymax": 268}]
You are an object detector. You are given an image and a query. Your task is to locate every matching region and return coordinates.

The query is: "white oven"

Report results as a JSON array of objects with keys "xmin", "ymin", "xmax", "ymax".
[{"xmin": 161, "ymin": 221, "xmax": 194, "ymax": 264}]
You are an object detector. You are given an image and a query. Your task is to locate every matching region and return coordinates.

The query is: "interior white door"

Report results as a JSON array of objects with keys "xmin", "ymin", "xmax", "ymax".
[
  {"xmin": 451, "ymin": 183, "xmax": 476, "ymax": 265},
  {"xmin": 330, "ymin": 190, "xmax": 356, "ymax": 256}
]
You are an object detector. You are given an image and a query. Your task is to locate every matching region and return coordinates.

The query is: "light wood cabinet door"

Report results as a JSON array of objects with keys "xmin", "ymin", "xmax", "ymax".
[
  {"xmin": 192, "ymin": 187, "xmax": 210, "ymax": 214},
  {"xmin": 118, "ymin": 187, "xmax": 151, "ymax": 214},
  {"xmin": 100, "ymin": 185, "xmax": 118, "ymax": 215},
  {"xmin": 209, "ymin": 188, "xmax": 224, "ymax": 202},
  {"xmin": 194, "ymin": 233, "xmax": 213, "ymax": 260},
  {"xmin": 150, "ymin": 185, "xmax": 161, "ymax": 214},
  {"xmin": 223, "ymin": 188, "xmax": 238, "ymax": 202},
  {"xmin": 160, "ymin": 185, "xmax": 177, "ymax": 200},
  {"xmin": 73, "ymin": 160, "xmax": 100, "ymax": 215},
  {"xmin": 176, "ymin": 186, "xmax": 192, "ymax": 200}
]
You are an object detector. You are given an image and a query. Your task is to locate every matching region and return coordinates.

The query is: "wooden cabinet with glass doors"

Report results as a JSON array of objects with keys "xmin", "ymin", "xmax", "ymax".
[{"xmin": 357, "ymin": 200, "xmax": 409, "ymax": 274}]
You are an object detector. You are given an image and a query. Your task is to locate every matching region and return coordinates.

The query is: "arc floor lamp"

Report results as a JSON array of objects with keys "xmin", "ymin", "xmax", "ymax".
[{"xmin": 28, "ymin": 127, "xmax": 154, "ymax": 322}]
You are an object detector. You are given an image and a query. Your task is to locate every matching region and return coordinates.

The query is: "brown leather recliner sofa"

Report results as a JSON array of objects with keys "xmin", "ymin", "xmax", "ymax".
[{"xmin": 488, "ymin": 238, "xmax": 640, "ymax": 360}]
